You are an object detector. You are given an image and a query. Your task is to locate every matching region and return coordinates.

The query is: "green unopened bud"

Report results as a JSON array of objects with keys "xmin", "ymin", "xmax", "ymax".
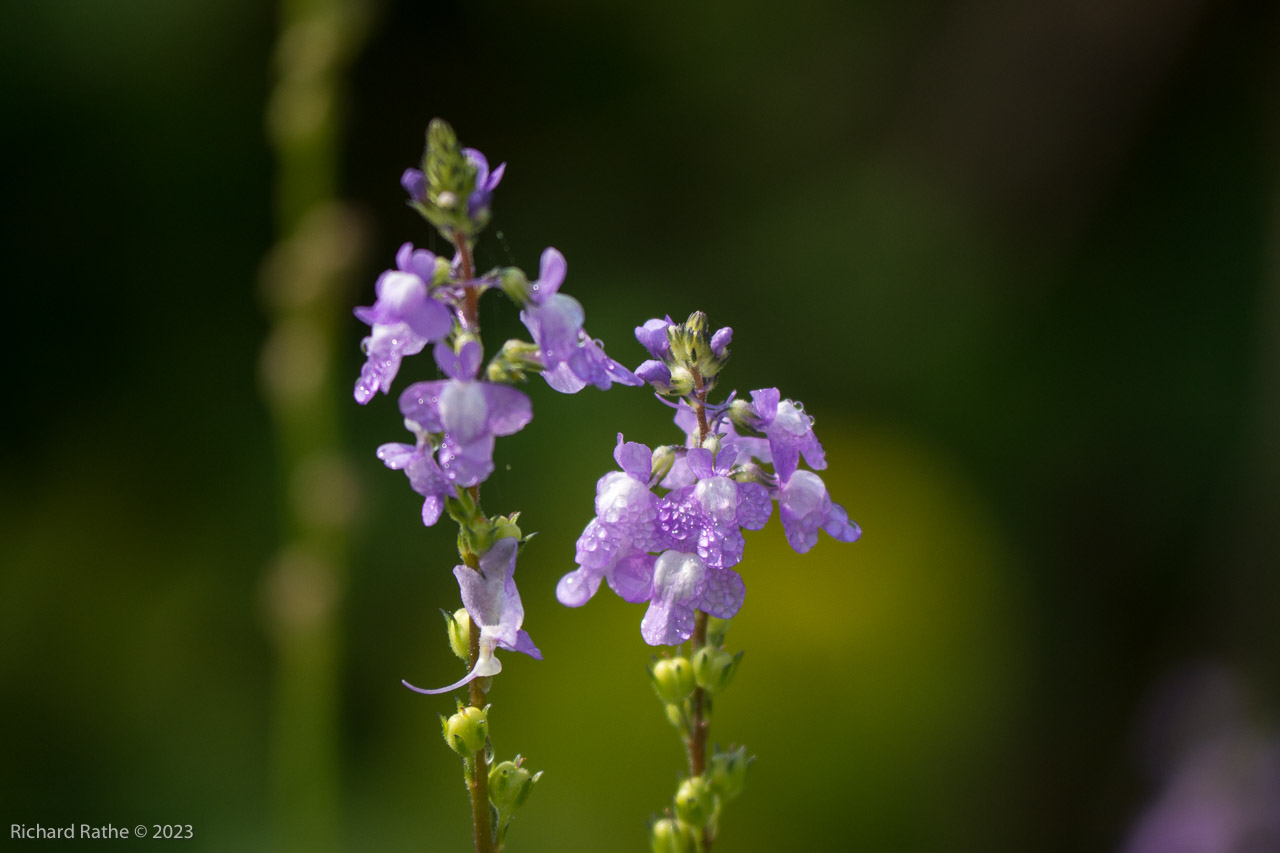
[
  {"xmin": 667, "ymin": 365, "xmax": 694, "ymax": 396},
  {"xmin": 651, "ymin": 657, "xmax": 696, "ymax": 704},
  {"xmin": 498, "ymin": 267, "xmax": 531, "ymax": 304},
  {"xmin": 674, "ymin": 776, "xmax": 717, "ymax": 827},
  {"xmin": 487, "ymin": 339, "xmax": 542, "ymax": 383},
  {"xmin": 445, "ymin": 608, "xmax": 470, "ymax": 661},
  {"xmin": 706, "ymin": 617, "xmax": 731, "ymax": 648},
  {"xmin": 727, "ymin": 399, "xmax": 759, "ymax": 432},
  {"xmin": 442, "ymin": 705, "xmax": 488, "ymax": 755},
  {"xmin": 417, "ymin": 118, "xmax": 479, "ymax": 237},
  {"xmin": 665, "ymin": 703, "xmax": 686, "ymax": 730},
  {"xmin": 700, "ymin": 433, "xmax": 721, "ymax": 455},
  {"xmin": 431, "ymin": 255, "xmax": 452, "ymax": 285},
  {"xmin": 650, "ymin": 445, "xmax": 676, "ymax": 483},
  {"xmin": 489, "ymin": 757, "xmax": 542, "ymax": 814},
  {"xmin": 692, "ymin": 647, "xmax": 741, "ymax": 694},
  {"xmin": 651, "ymin": 818, "xmax": 697, "ymax": 853},
  {"xmin": 708, "ymin": 746, "xmax": 750, "ymax": 802},
  {"xmin": 491, "ymin": 515, "xmax": 523, "ymax": 543}
]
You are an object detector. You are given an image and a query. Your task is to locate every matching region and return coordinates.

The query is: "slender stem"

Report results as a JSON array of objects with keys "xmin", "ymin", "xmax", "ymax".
[
  {"xmin": 466, "ymin": 611, "xmax": 494, "ymax": 853},
  {"xmin": 454, "ymin": 231, "xmax": 492, "ymax": 853},
  {"xmin": 454, "ymin": 233, "xmax": 479, "ymax": 332},
  {"xmin": 688, "ymin": 612, "xmax": 709, "ymax": 777},
  {"xmin": 687, "ymin": 368, "xmax": 714, "ymax": 850}
]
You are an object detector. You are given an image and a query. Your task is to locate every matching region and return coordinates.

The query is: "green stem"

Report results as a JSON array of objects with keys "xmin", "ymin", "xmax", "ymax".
[
  {"xmin": 453, "ymin": 232, "xmax": 494, "ymax": 853},
  {"xmin": 467, "ymin": 605, "xmax": 495, "ymax": 853},
  {"xmin": 686, "ymin": 371, "xmax": 714, "ymax": 851}
]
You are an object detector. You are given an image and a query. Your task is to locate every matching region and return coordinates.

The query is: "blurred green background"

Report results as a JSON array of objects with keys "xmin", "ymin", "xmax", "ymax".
[{"xmin": 2, "ymin": 0, "xmax": 1279, "ymax": 850}]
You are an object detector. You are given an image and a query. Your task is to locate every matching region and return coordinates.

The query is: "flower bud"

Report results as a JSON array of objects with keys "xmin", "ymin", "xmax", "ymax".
[
  {"xmin": 636, "ymin": 360, "xmax": 674, "ymax": 394},
  {"xmin": 650, "ymin": 445, "xmax": 676, "ymax": 483},
  {"xmin": 665, "ymin": 703, "xmax": 686, "ymax": 730},
  {"xmin": 667, "ymin": 365, "xmax": 694, "ymax": 396},
  {"xmin": 674, "ymin": 776, "xmax": 717, "ymax": 827},
  {"xmin": 445, "ymin": 608, "xmax": 470, "ymax": 661},
  {"xmin": 498, "ymin": 267, "xmax": 531, "ymax": 304},
  {"xmin": 442, "ymin": 705, "xmax": 488, "ymax": 755},
  {"xmin": 490, "ymin": 516, "xmax": 523, "ymax": 543},
  {"xmin": 727, "ymin": 398, "xmax": 759, "ymax": 432},
  {"xmin": 692, "ymin": 647, "xmax": 740, "ymax": 694},
  {"xmin": 651, "ymin": 818, "xmax": 697, "ymax": 853},
  {"xmin": 651, "ymin": 657, "xmax": 696, "ymax": 705},
  {"xmin": 708, "ymin": 746, "xmax": 750, "ymax": 802},
  {"xmin": 489, "ymin": 757, "xmax": 542, "ymax": 814}
]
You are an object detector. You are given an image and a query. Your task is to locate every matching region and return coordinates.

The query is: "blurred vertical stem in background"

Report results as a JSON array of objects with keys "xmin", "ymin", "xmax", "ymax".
[{"xmin": 259, "ymin": 0, "xmax": 370, "ymax": 849}]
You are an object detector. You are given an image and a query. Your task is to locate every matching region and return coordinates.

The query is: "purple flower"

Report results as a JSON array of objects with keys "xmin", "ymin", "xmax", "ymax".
[
  {"xmin": 559, "ymin": 437, "xmax": 760, "ymax": 645},
  {"xmin": 375, "ymin": 440, "xmax": 451, "ymax": 527},
  {"xmin": 635, "ymin": 317, "xmax": 674, "ymax": 360},
  {"xmin": 353, "ymin": 245, "xmax": 454, "ymax": 404},
  {"xmin": 520, "ymin": 248, "xmax": 641, "ymax": 394},
  {"xmin": 401, "ymin": 168, "xmax": 426, "ymax": 202},
  {"xmin": 557, "ymin": 436, "xmax": 664, "ymax": 607},
  {"xmin": 403, "ymin": 538, "xmax": 541, "ymax": 695},
  {"xmin": 777, "ymin": 470, "xmax": 860, "ymax": 553},
  {"xmin": 398, "ymin": 340, "xmax": 533, "ymax": 488},
  {"xmin": 748, "ymin": 388, "xmax": 826, "ymax": 483},
  {"xmin": 463, "ymin": 147, "xmax": 506, "ymax": 221},
  {"xmin": 659, "ymin": 447, "xmax": 771, "ymax": 570},
  {"xmin": 639, "ymin": 550, "xmax": 746, "ymax": 646}
]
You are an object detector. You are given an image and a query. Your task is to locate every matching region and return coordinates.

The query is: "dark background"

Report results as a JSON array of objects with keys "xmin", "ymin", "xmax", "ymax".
[{"xmin": 2, "ymin": 0, "xmax": 1278, "ymax": 850}]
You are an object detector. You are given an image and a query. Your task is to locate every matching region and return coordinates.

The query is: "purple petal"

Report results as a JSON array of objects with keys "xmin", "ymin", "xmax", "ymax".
[
  {"xmin": 486, "ymin": 162, "xmax": 506, "ymax": 190},
  {"xmin": 482, "ymin": 384, "xmax": 533, "ymax": 436},
  {"xmin": 401, "ymin": 168, "xmax": 426, "ymax": 202},
  {"xmin": 778, "ymin": 470, "xmax": 829, "ymax": 553},
  {"xmin": 695, "ymin": 476, "xmax": 738, "ymax": 525},
  {"xmin": 399, "ymin": 381, "xmax": 447, "ymax": 433},
  {"xmin": 440, "ymin": 380, "xmax": 488, "ymax": 444},
  {"xmin": 641, "ymin": 598, "xmax": 698, "ymax": 646},
  {"xmin": 504, "ymin": 629, "xmax": 541, "ymax": 659},
  {"xmin": 557, "ymin": 566, "xmax": 604, "ymax": 607},
  {"xmin": 822, "ymin": 501, "xmax": 862, "ymax": 543},
  {"xmin": 635, "ymin": 318, "xmax": 673, "ymax": 360},
  {"xmin": 535, "ymin": 248, "xmax": 567, "ymax": 299},
  {"xmin": 522, "ymin": 294, "xmax": 584, "ymax": 362},
  {"xmin": 435, "ymin": 339, "xmax": 483, "ymax": 381},
  {"xmin": 574, "ymin": 519, "xmax": 621, "ymax": 571},
  {"xmin": 735, "ymin": 482, "xmax": 773, "ymax": 530},
  {"xmin": 685, "ymin": 448, "xmax": 716, "ymax": 481},
  {"xmin": 613, "ymin": 435, "xmax": 653, "ymax": 481},
  {"xmin": 749, "ymin": 388, "xmax": 781, "ymax": 422},
  {"xmin": 710, "ymin": 327, "xmax": 733, "ymax": 357},
  {"xmin": 463, "ymin": 148, "xmax": 490, "ymax": 188},
  {"xmin": 422, "ymin": 494, "xmax": 445, "ymax": 526},
  {"xmin": 609, "ymin": 551, "xmax": 656, "ymax": 603},
  {"xmin": 635, "ymin": 359, "xmax": 671, "ymax": 388},
  {"xmin": 541, "ymin": 361, "xmax": 588, "ymax": 394},
  {"xmin": 697, "ymin": 567, "xmax": 745, "ymax": 619},
  {"xmin": 437, "ymin": 434, "xmax": 495, "ymax": 487},
  {"xmin": 376, "ymin": 442, "xmax": 418, "ymax": 470}
]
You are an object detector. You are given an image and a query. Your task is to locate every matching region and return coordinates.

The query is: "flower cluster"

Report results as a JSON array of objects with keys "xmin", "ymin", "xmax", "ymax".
[
  {"xmin": 558, "ymin": 312, "xmax": 860, "ymax": 645},
  {"xmin": 353, "ymin": 120, "xmax": 638, "ymax": 695}
]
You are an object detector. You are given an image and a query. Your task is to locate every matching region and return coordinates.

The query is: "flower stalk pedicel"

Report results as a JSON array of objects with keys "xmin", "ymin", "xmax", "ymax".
[{"xmin": 353, "ymin": 119, "xmax": 637, "ymax": 853}]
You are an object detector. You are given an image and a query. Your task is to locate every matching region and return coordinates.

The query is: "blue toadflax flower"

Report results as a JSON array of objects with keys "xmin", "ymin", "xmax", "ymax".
[
  {"xmin": 353, "ymin": 244, "xmax": 454, "ymax": 404},
  {"xmin": 519, "ymin": 248, "xmax": 641, "ymax": 394},
  {"xmin": 397, "ymin": 340, "xmax": 533, "ymax": 489},
  {"xmin": 403, "ymin": 537, "xmax": 541, "ymax": 695},
  {"xmin": 560, "ymin": 312, "xmax": 860, "ymax": 645}
]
